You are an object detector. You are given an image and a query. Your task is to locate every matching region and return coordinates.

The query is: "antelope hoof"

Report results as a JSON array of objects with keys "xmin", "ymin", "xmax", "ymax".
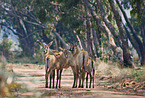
[
  {"xmin": 45, "ymin": 85, "xmax": 48, "ymax": 88},
  {"xmin": 72, "ymin": 86, "xmax": 77, "ymax": 88},
  {"xmin": 79, "ymin": 85, "xmax": 83, "ymax": 88},
  {"xmin": 59, "ymin": 86, "xmax": 62, "ymax": 88}
]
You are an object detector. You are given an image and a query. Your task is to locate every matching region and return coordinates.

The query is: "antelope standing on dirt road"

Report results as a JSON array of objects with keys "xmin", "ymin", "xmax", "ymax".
[
  {"xmin": 68, "ymin": 45, "xmax": 89, "ymax": 88},
  {"xmin": 45, "ymin": 51, "xmax": 69, "ymax": 88},
  {"xmin": 86, "ymin": 57, "xmax": 95, "ymax": 88},
  {"xmin": 37, "ymin": 40, "xmax": 58, "ymax": 88}
]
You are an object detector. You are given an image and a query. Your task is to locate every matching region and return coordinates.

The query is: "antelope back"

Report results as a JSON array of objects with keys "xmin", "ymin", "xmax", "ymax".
[
  {"xmin": 86, "ymin": 57, "xmax": 95, "ymax": 72},
  {"xmin": 76, "ymin": 51, "xmax": 89, "ymax": 69},
  {"xmin": 45, "ymin": 55, "xmax": 56, "ymax": 68}
]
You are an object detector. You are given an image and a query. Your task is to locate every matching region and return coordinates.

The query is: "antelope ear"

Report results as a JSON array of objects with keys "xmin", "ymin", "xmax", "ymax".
[
  {"xmin": 37, "ymin": 40, "xmax": 46, "ymax": 48},
  {"xmin": 44, "ymin": 45, "xmax": 48, "ymax": 49},
  {"xmin": 47, "ymin": 41, "xmax": 54, "ymax": 47}
]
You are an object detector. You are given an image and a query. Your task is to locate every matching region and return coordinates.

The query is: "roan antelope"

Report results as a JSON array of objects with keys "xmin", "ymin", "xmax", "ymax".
[
  {"xmin": 68, "ymin": 44, "xmax": 89, "ymax": 88},
  {"xmin": 37, "ymin": 40, "xmax": 58, "ymax": 88},
  {"xmin": 45, "ymin": 51, "xmax": 69, "ymax": 88},
  {"xmin": 85, "ymin": 57, "xmax": 95, "ymax": 88},
  {"xmin": 59, "ymin": 47, "xmax": 78, "ymax": 88}
]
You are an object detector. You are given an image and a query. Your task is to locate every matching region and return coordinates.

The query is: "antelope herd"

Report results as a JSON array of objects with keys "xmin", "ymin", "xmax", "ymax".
[{"xmin": 37, "ymin": 40, "xmax": 95, "ymax": 88}]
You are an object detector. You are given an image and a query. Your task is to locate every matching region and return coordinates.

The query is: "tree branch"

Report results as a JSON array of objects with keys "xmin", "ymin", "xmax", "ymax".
[
  {"xmin": 52, "ymin": 30, "xmax": 70, "ymax": 49},
  {"xmin": 0, "ymin": 23, "xmax": 23, "ymax": 37}
]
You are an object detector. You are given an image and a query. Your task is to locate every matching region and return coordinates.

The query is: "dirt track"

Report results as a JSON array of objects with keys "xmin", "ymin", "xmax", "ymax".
[{"xmin": 12, "ymin": 64, "xmax": 144, "ymax": 98}]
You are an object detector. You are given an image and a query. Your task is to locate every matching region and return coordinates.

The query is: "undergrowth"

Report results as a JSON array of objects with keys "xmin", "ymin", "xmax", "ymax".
[
  {"xmin": 96, "ymin": 60, "xmax": 145, "ymax": 82},
  {"xmin": 0, "ymin": 56, "xmax": 42, "ymax": 98}
]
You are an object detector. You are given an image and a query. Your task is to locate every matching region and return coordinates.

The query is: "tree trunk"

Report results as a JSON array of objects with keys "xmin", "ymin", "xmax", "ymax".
[
  {"xmin": 52, "ymin": 31, "xmax": 70, "ymax": 49},
  {"xmin": 84, "ymin": 0, "xmax": 134, "ymax": 67},
  {"xmin": 141, "ymin": 20, "xmax": 145, "ymax": 66},
  {"xmin": 92, "ymin": 28, "xmax": 101, "ymax": 58},
  {"xmin": 73, "ymin": 30, "xmax": 83, "ymax": 49},
  {"xmin": 16, "ymin": 18, "xmax": 34, "ymax": 57},
  {"xmin": 86, "ymin": 19, "xmax": 92, "ymax": 57},
  {"xmin": 108, "ymin": 0, "xmax": 134, "ymax": 68},
  {"xmin": 116, "ymin": 0, "xmax": 144, "ymax": 66},
  {"xmin": 86, "ymin": 17, "xmax": 96, "ymax": 58}
]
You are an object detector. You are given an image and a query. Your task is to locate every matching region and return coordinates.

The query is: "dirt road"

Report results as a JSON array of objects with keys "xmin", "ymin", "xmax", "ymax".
[{"xmin": 12, "ymin": 64, "xmax": 144, "ymax": 98}]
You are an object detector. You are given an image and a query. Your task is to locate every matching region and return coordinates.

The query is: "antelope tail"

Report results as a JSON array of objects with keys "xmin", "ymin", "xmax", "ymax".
[
  {"xmin": 82, "ymin": 54, "xmax": 85, "ymax": 70},
  {"xmin": 92, "ymin": 60, "xmax": 95, "ymax": 74},
  {"xmin": 45, "ymin": 57, "xmax": 50, "ymax": 70}
]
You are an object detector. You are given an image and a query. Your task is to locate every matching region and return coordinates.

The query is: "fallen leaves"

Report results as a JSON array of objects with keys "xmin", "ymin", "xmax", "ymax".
[{"xmin": 99, "ymin": 76, "xmax": 145, "ymax": 96}]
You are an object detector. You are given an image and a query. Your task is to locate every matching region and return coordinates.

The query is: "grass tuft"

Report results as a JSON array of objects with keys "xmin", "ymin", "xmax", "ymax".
[{"xmin": 96, "ymin": 61, "xmax": 145, "ymax": 82}]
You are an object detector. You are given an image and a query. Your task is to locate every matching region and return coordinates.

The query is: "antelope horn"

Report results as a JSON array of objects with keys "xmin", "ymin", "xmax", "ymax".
[{"xmin": 47, "ymin": 40, "xmax": 54, "ymax": 47}]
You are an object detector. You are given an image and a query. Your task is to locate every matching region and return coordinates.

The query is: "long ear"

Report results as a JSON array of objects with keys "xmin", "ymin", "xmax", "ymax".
[
  {"xmin": 36, "ymin": 40, "xmax": 46, "ymax": 48},
  {"xmin": 47, "ymin": 41, "xmax": 54, "ymax": 47}
]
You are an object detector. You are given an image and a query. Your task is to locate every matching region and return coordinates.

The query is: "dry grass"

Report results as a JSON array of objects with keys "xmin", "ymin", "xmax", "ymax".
[
  {"xmin": 96, "ymin": 61, "xmax": 121, "ymax": 76},
  {"xmin": 96, "ymin": 61, "xmax": 145, "ymax": 82}
]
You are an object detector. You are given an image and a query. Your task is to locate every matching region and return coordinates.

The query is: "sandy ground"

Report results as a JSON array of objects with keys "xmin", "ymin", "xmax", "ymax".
[{"xmin": 12, "ymin": 64, "xmax": 144, "ymax": 98}]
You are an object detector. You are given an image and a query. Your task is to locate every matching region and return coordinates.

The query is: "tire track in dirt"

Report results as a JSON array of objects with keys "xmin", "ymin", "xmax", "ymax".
[{"xmin": 13, "ymin": 65, "xmax": 144, "ymax": 98}]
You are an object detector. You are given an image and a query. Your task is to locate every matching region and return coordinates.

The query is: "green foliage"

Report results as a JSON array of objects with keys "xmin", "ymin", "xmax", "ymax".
[
  {"xmin": 0, "ymin": 56, "xmax": 16, "ymax": 97},
  {"xmin": 0, "ymin": 34, "xmax": 13, "ymax": 60},
  {"xmin": 0, "ymin": 60, "xmax": 42, "ymax": 98},
  {"xmin": 121, "ymin": 0, "xmax": 144, "ymax": 24},
  {"xmin": 56, "ymin": 0, "xmax": 81, "ymax": 9}
]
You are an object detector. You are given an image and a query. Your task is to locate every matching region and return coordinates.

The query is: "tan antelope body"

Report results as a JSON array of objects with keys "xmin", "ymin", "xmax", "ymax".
[
  {"xmin": 37, "ymin": 40, "xmax": 95, "ymax": 88},
  {"xmin": 85, "ymin": 57, "xmax": 95, "ymax": 88},
  {"xmin": 46, "ymin": 51, "xmax": 69, "ymax": 88},
  {"xmin": 63, "ymin": 51, "xmax": 78, "ymax": 88},
  {"xmin": 68, "ymin": 45, "xmax": 89, "ymax": 88},
  {"xmin": 37, "ymin": 40, "xmax": 58, "ymax": 88}
]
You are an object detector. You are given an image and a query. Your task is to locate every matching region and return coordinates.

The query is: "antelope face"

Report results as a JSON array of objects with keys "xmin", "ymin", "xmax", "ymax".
[
  {"xmin": 43, "ymin": 46, "xmax": 50, "ymax": 55},
  {"xmin": 69, "ymin": 45, "xmax": 77, "ymax": 55},
  {"xmin": 62, "ymin": 49, "xmax": 71, "ymax": 58}
]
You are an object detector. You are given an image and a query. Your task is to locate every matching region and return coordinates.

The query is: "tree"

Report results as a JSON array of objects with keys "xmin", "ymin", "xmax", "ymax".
[
  {"xmin": 83, "ymin": 0, "xmax": 134, "ymax": 67},
  {"xmin": 118, "ymin": 0, "xmax": 145, "ymax": 66},
  {"xmin": 0, "ymin": 0, "xmax": 143, "ymax": 68},
  {"xmin": 0, "ymin": 33, "xmax": 13, "ymax": 59}
]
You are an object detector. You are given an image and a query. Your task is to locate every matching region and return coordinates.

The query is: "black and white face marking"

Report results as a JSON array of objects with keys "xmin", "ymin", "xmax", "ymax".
[
  {"xmin": 69, "ymin": 46, "xmax": 76, "ymax": 54},
  {"xmin": 63, "ymin": 49, "xmax": 71, "ymax": 58},
  {"xmin": 43, "ymin": 47, "xmax": 49, "ymax": 54}
]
